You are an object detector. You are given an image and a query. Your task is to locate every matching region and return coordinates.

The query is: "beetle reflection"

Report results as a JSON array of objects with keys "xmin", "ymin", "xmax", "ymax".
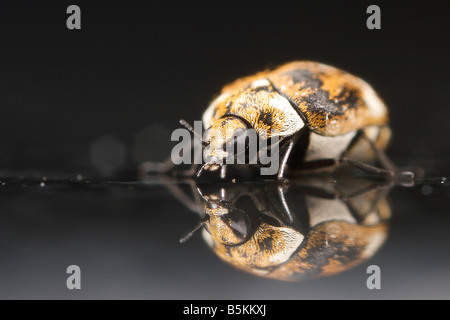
[{"xmin": 150, "ymin": 174, "xmax": 391, "ymax": 282}]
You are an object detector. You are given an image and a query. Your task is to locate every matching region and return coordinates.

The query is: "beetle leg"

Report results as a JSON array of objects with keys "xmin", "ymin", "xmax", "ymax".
[
  {"xmin": 139, "ymin": 173, "xmax": 203, "ymax": 214},
  {"xmin": 300, "ymin": 157, "xmax": 394, "ymax": 177},
  {"xmin": 277, "ymin": 185, "xmax": 294, "ymax": 223},
  {"xmin": 277, "ymin": 137, "xmax": 295, "ymax": 180},
  {"xmin": 359, "ymin": 133, "xmax": 397, "ymax": 172},
  {"xmin": 354, "ymin": 133, "xmax": 423, "ymax": 183},
  {"xmin": 339, "ymin": 157, "xmax": 394, "ymax": 177},
  {"xmin": 138, "ymin": 156, "xmax": 175, "ymax": 175},
  {"xmin": 220, "ymin": 164, "xmax": 227, "ymax": 179}
]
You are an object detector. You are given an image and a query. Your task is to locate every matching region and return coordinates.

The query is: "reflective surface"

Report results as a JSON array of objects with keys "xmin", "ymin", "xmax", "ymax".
[
  {"xmin": 164, "ymin": 176, "xmax": 391, "ymax": 282},
  {"xmin": 0, "ymin": 2, "xmax": 449, "ymax": 300},
  {"xmin": 0, "ymin": 172, "xmax": 449, "ymax": 299}
]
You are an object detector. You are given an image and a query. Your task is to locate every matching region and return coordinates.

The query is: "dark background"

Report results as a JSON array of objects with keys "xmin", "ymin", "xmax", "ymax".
[
  {"xmin": 0, "ymin": 1, "xmax": 449, "ymax": 299},
  {"xmin": 0, "ymin": 0, "xmax": 449, "ymax": 177}
]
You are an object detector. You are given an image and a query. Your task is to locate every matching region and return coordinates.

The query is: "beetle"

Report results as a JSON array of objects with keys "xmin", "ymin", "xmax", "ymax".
[
  {"xmin": 172, "ymin": 177, "xmax": 391, "ymax": 282},
  {"xmin": 177, "ymin": 61, "xmax": 396, "ymax": 180}
]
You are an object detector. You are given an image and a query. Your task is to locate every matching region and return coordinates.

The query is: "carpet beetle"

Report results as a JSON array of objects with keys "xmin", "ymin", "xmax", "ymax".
[{"xmin": 182, "ymin": 61, "xmax": 394, "ymax": 179}]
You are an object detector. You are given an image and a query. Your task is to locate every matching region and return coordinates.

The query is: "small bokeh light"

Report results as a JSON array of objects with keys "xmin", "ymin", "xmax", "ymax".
[
  {"xmin": 90, "ymin": 135, "xmax": 126, "ymax": 175},
  {"xmin": 134, "ymin": 124, "xmax": 172, "ymax": 163}
]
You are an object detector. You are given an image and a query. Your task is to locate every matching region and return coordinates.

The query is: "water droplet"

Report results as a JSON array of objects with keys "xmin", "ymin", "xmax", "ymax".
[{"xmin": 40, "ymin": 182, "xmax": 45, "ymax": 187}]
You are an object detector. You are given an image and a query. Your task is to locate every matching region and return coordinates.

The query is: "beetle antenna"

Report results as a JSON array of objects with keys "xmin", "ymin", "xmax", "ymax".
[
  {"xmin": 179, "ymin": 216, "xmax": 209, "ymax": 243},
  {"xmin": 196, "ymin": 187, "xmax": 209, "ymax": 202},
  {"xmin": 196, "ymin": 162, "xmax": 209, "ymax": 177},
  {"xmin": 179, "ymin": 119, "xmax": 208, "ymax": 146}
]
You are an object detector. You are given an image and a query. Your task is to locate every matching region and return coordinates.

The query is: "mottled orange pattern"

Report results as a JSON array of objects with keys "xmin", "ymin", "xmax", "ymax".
[{"xmin": 205, "ymin": 61, "xmax": 389, "ymax": 137}]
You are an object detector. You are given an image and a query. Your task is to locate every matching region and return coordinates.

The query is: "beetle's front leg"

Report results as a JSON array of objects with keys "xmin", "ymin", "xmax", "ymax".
[{"xmin": 277, "ymin": 137, "xmax": 296, "ymax": 180}]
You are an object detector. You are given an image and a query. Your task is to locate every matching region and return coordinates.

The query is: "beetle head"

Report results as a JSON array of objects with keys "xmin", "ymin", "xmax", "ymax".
[
  {"xmin": 200, "ymin": 116, "xmax": 249, "ymax": 176},
  {"xmin": 179, "ymin": 187, "xmax": 251, "ymax": 245},
  {"xmin": 200, "ymin": 191, "xmax": 251, "ymax": 246}
]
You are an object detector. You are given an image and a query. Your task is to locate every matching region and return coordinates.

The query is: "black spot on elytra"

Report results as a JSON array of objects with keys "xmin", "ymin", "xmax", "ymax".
[
  {"xmin": 302, "ymin": 89, "xmax": 343, "ymax": 115},
  {"xmin": 301, "ymin": 87, "xmax": 360, "ymax": 117},
  {"xmin": 260, "ymin": 233, "xmax": 275, "ymax": 252},
  {"xmin": 282, "ymin": 69, "xmax": 323, "ymax": 90},
  {"xmin": 336, "ymin": 87, "xmax": 360, "ymax": 109},
  {"xmin": 287, "ymin": 228, "xmax": 362, "ymax": 280},
  {"xmin": 305, "ymin": 247, "xmax": 337, "ymax": 270},
  {"xmin": 258, "ymin": 109, "xmax": 273, "ymax": 126}
]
